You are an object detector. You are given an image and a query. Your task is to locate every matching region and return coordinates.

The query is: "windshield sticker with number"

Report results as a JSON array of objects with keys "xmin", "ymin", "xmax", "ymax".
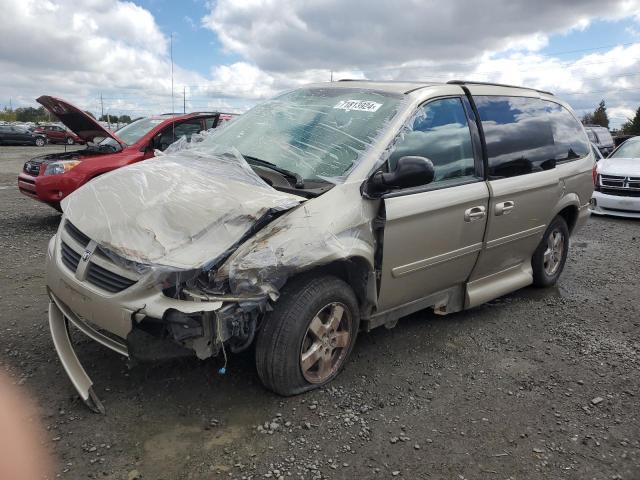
[{"xmin": 333, "ymin": 100, "xmax": 383, "ymax": 113}]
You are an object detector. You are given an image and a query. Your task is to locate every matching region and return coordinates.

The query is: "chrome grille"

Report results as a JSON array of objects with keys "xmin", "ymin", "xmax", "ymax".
[
  {"xmin": 86, "ymin": 262, "xmax": 136, "ymax": 293},
  {"xmin": 59, "ymin": 221, "xmax": 138, "ymax": 294},
  {"xmin": 599, "ymin": 174, "xmax": 640, "ymax": 197},
  {"xmin": 61, "ymin": 241, "xmax": 81, "ymax": 272},
  {"xmin": 600, "ymin": 175, "xmax": 625, "ymax": 188},
  {"xmin": 64, "ymin": 221, "xmax": 90, "ymax": 247}
]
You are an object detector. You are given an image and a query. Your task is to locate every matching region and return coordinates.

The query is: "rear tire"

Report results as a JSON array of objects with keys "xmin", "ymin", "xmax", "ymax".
[
  {"xmin": 532, "ymin": 216, "xmax": 569, "ymax": 287},
  {"xmin": 255, "ymin": 275, "xmax": 360, "ymax": 396},
  {"xmin": 35, "ymin": 137, "xmax": 45, "ymax": 147}
]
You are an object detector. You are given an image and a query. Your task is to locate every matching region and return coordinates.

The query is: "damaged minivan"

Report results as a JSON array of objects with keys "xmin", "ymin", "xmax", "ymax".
[{"xmin": 46, "ymin": 80, "xmax": 595, "ymax": 412}]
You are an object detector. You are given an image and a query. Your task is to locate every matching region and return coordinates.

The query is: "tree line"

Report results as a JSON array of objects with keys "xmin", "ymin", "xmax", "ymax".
[
  {"xmin": 0, "ymin": 107, "xmax": 131, "ymax": 124},
  {"xmin": 581, "ymin": 100, "xmax": 640, "ymax": 136}
]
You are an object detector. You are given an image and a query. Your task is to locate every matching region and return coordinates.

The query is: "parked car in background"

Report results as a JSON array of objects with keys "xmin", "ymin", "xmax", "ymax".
[
  {"xmin": 0, "ymin": 125, "xmax": 47, "ymax": 146},
  {"xmin": 613, "ymin": 134, "xmax": 635, "ymax": 147},
  {"xmin": 18, "ymin": 95, "xmax": 236, "ymax": 210},
  {"xmin": 591, "ymin": 136, "xmax": 640, "ymax": 218},
  {"xmin": 43, "ymin": 80, "xmax": 595, "ymax": 411},
  {"xmin": 584, "ymin": 125, "xmax": 615, "ymax": 157},
  {"xmin": 33, "ymin": 124, "xmax": 84, "ymax": 145}
]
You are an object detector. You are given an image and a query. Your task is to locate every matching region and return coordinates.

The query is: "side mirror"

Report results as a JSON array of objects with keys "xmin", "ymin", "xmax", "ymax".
[{"xmin": 367, "ymin": 156, "xmax": 435, "ymax": 195}]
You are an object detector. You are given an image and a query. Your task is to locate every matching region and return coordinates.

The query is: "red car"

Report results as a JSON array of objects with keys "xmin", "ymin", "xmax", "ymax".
[
  {"xmin": 18, "ymin": 95, "xmax": 235, "ymax": 210},
  {"xmin": 33, "ymin": 124, "xmax": 84, "ymax": 145}
]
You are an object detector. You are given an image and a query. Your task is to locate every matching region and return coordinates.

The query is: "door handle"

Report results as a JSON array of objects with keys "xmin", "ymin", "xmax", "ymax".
[
  {"xmin": 495, "ymin": 201, "xmax": 515, "ymax": 216},
  {"xmin": 464, "ymin": 206, "xmax": 486, "ymax": 222}
]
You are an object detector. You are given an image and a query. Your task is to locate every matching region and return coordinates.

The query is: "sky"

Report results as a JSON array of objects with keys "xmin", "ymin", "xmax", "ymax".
[{"xmin": 1, "ymin": 0, "xmax": 640, "ymax": 127}]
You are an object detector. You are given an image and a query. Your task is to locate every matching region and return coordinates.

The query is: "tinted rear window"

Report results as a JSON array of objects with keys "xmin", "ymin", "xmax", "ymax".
[{"xmin": 475, "ymin": 96, "xmax": 589, "ymax": 178}]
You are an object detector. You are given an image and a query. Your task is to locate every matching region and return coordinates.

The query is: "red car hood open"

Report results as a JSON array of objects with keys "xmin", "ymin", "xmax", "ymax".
[{"xmin": 36, "ymin": 95, "xmax": 124, "ymax": 146}]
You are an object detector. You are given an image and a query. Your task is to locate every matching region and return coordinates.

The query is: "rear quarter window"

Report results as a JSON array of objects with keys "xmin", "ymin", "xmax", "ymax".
[
  {"xmin": 545, "ymin": 101, "xmax": 590, "ymax": 161},
  {"xmin": 475, "ymin": 96, "xmax": 589, "ymax": 178}
]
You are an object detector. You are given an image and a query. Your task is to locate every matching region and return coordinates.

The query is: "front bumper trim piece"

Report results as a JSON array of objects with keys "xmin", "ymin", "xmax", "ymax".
[{"xmin": 48, "ymin": 290, "xmax": 129, "ymax": 414}]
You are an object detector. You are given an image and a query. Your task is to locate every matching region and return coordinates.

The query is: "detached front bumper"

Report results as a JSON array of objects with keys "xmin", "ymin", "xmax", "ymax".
[{"xmin": 48, "ymin": 290, "xmax": 127, "ymax": 414}]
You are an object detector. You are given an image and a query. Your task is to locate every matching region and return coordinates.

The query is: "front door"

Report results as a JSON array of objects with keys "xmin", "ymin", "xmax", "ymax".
[{"xmin": 377, "ymin": 96, "xmax": 489, "ymax": 311}]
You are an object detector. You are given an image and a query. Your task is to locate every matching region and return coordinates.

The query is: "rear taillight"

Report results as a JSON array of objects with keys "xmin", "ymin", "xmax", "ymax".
[{"xmin": 592, "ymin": 163, "xmax": 598, "ymax": 187}]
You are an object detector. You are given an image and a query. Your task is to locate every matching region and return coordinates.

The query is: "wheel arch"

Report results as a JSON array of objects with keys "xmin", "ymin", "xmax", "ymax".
[
  {"xmin": 285, "ymin": 256, "xmax": 377, "ymax": 315},
  {"xmin": 553, "ymin": 194, "xmax": 580, "ymax": 234}
]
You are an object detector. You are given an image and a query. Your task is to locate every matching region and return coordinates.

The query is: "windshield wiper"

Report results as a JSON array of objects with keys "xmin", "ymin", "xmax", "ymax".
[{"xmin": 243, "ymin": 155, "xmax": 305, "ymax": 188}]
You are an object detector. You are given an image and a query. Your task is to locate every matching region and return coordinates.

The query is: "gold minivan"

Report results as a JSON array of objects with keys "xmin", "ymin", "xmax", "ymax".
[{"xmin": 46, "ymin": 80, "xmax": 595, "ymax": 412}]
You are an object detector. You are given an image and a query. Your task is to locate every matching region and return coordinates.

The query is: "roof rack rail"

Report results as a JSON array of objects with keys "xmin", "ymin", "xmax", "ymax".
[{"xmin": 446, "ymin": 80, "xmax": 554, "ymax": 96}]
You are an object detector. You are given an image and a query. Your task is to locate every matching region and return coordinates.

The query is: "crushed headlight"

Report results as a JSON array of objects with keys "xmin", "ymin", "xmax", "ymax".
[{"xmin": 44, "ymin": 160, "xmax": 81, "ymax": 176}]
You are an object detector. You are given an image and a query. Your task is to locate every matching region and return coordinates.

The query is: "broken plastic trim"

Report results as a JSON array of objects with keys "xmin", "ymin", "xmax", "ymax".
[{"xmin": 48, "ymin": 292, "xmax": 109, "ymax": 414}]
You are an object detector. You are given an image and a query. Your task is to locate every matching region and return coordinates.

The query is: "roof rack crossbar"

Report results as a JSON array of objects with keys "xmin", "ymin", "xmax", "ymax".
[{"xmin": 446, "ymin": 80, "xmax": 554, "ymax": 96}]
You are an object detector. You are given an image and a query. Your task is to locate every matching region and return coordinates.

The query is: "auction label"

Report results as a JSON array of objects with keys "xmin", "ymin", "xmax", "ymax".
[{"xmin": 334, "ymin": 100, "xmax": 382, "ymax": 112}]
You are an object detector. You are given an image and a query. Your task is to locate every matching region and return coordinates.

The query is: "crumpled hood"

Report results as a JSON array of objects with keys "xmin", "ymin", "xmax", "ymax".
[
  {"xmin": 61, "ymin": 151, "xmax": 303, "ymax": 270},
  {"xmin": 598, "ymin": 157, "xmax": 640, "ymax": 177}
]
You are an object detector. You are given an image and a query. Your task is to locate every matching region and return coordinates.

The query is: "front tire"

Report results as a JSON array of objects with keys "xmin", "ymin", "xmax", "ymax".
[
  {"xmin": 66, "ymin": 137, "xmax": 74, "ymax": 145},
  {"xmin": 532, "ymin": 216, "xmax": 569, "ymax": 287},
  {"xmin": 35, "ymin": 137, "xmax": 45, "ymax": 147},
  {"xmin": 255, "ymin": 275, "xmax": 360, "ymax": 396}
]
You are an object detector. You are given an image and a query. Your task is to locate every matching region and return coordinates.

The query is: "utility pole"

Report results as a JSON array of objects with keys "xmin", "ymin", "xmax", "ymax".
[
  {"xmin": 183, "ymin": 86, "xmax": 186, "ymax": 114},
  {"xmin": 100, "ymin": 93, "xmax": 104, "ymax": 121},
  {"xmin": 330, "ymin": 70, "xmax": 333, "ymax": 82}
]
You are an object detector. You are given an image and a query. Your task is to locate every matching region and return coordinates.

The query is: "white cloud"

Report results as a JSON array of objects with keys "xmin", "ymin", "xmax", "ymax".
[
  {"xmin": 203, "ymin": 0, "xmax": 637, "ymax": 72},
  {"xmin": 0, "ymin": 0, "xmax": 216, "ymax": 115}
]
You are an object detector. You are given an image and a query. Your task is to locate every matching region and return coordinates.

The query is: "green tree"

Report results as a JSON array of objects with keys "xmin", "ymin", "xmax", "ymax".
[
  {"xmin": 590, "ymin": 100, "xmax": 609, "ymax": 128},
  {"xmin": 581, "ymin": 112, "xmax": 594, "ymax": 125},
  {"xmin": 16, "ymin": 106, "xmax": 43, "ymax": 122},
  {"xmin": 2, "ymin": 106, "xmax": 49, "ymax": 122},
  {"xmin": 0, "ymin": 108, "xmax": 16, "ymax": 122},
  {"xmin": 620, "ymin": 107, "xmax": 640, "ymax": 136},
  {"xmin": 118, "ymin": 114, "xmax": 132, "ymax": 124}
]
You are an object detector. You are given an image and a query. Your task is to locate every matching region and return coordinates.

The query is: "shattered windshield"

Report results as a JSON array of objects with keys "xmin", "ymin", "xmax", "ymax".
[
  {"xmin": 207, "ymin": 87, "xmax": 403, "ymax": 181},
  {"xmin": 99, "ymin": 117, "xmax": 166, "ymax": 148}
]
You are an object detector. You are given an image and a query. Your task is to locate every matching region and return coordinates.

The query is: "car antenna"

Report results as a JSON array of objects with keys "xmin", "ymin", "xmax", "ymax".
[{"xmin": 171, "ymin": 33, "xmax": 175, "ymax": 140}]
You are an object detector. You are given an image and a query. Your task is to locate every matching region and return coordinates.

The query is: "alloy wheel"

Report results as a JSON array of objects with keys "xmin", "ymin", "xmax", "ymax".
[
  {"xmin": 300, "ymin": 302, "xmax": 352, "ymax": 384},
  {"xmin": 543, "ymin": 229, "xmax": 565, "ymax": 276}
]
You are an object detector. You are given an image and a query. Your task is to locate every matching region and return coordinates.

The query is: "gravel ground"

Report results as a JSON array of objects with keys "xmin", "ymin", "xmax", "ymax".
[{"xmin": 1, "ymin": 145, "xmax": 639, "ymax": 480}]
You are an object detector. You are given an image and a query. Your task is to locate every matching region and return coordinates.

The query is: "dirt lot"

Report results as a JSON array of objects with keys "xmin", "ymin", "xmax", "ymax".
[{"xmin": 1, "ymin": 145, "xmax": 639, "ymax": 480}]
